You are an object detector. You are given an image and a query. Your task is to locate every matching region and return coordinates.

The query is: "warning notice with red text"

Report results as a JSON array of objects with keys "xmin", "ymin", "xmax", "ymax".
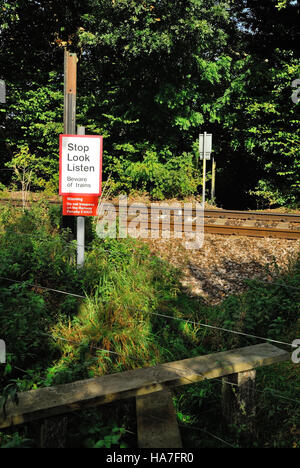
[{"xmin": 63, "ymin": 195, "xmax": 99, "ymax": 216}]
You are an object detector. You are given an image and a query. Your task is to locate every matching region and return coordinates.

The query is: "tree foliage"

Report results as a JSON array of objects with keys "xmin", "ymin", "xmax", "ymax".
[{"xmin": 0, "ymin": 0, "xmax": 299, "ymax": 207}]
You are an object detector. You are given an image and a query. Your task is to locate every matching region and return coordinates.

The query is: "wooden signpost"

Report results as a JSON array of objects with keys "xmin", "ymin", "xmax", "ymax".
[
  {"xmin": 63, "ymin": 50, "xmax": 77, "ymax": 236},
  {"xmin": 64, "ymin": 50, "xmax": 77, "ymax": 135},
  {"xmin": 62, "ymin": 50, "xmax": 103, "ymax": 267}
]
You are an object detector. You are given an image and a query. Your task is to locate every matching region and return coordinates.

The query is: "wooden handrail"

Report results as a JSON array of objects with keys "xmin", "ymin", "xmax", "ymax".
[{"xmin": 0, "ymin": 343, "xmax": 289, "ymax": 429}]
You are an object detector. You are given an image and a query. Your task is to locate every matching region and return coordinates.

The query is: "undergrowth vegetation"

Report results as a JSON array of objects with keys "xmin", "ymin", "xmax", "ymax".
[{"xmin": 0, "ymin": 204, "xmax": 299, "ymax": 448}]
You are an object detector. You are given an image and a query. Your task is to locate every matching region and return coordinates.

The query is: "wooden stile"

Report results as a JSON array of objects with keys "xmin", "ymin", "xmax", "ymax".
[{"xmin": 0, "ymin": 343, "xmax": 289, "ymax": 431}]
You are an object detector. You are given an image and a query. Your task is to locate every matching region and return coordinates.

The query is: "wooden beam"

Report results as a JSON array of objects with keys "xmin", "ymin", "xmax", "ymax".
[{"xmin": 0, "ymin": 343, "xmax": 289, "ymax": 429}]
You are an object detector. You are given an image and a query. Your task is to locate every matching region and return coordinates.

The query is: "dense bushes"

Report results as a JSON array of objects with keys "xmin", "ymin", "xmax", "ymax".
[
  {"xmin": 0, "ymin": 204, "xmax": 78, "ymax": 372},
  {"xmin": 106, "ymin": 146, "xmax": 200, "ymax": 199},
  {"xmin": 0, "ymin": 204, "xmax": 182, "ymax": 384}
]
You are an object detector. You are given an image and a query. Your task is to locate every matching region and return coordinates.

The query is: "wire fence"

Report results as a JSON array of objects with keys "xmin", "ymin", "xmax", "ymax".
[
  {"xmin": 0, "ymin": 275, "xmax": 297, "ymax": 348},
  {"xmin": 6, "ymin": 328, "xmax": 299, "ymax": 418},
  {"xmin": 0, "ymin": 293, "xmax": 298, "ymax": 449},
  {"xmin": 43, "ymin": 331, "xmax": 300, "ymax": 405},
  {"xmin": 4, "ymin": 325, "xmax": 298, "ymax": 450},
  {"xmin": 6, "ymin": 358, "xmax": 238, "ymax": 448},
  {"xmin": 0, "ymin": 225, "xmax": 299, "ymax": 446}
]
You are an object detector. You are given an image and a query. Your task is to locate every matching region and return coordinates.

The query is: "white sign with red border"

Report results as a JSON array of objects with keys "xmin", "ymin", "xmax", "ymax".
[{"xmin": 59, "ymin": 134, "xmax": 102, "ymax": 196}]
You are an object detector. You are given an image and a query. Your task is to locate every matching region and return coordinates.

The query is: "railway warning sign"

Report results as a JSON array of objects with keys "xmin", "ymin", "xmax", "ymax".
[
  {"xmin": 59, "ymin": 134, "xmax": 102, "ymax": 196},
  {"xmin": 62, "ymin": 195, "xmax": 99, "ymax": 216}
]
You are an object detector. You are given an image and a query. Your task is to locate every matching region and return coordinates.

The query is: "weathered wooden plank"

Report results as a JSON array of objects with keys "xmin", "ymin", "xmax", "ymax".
[
  {"xmin": 0, "ymin": 343, "xmax": 289, "ymax": 429},
  {"xmin": 136, "ymin": 390, "xmax": 182, "ymax": 448}
]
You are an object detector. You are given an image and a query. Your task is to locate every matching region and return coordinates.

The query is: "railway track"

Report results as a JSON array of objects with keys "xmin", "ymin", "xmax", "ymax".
[
  {"xmin": 1, "ymin": 197, "xmax": 300, "ymax": 240},
  {"xmin": 100, "ymin": 202, "xmax": 300, "ymax": 240}
]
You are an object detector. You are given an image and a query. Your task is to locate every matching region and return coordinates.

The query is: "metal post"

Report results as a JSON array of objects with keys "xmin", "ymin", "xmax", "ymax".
[
  {"xmin": 63, "ymin": 50, "xmax": 77, "ymax": 233},
  {"xmin": 64, "ymin": 50, "xmax": 77, "ymax": 134},
  {"xmin": 211, "ymin": 155, "xmax": 216, "ymax": 201},
  {"xmin": 0, "ymin": 80, "xmax": 6, "ymax": 103},
  {"xmin": 77, "ymin": 126, "xmax": 85, "ymax": 268},
  {"xmin": 202, "ymin": 131, "xmax": 207, "ymax": 205}
]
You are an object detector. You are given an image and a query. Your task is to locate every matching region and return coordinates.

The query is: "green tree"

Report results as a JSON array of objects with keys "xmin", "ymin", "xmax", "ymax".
[{"xmin": 0, "ymin": 0, "xmax": 299, "ymax": 205}]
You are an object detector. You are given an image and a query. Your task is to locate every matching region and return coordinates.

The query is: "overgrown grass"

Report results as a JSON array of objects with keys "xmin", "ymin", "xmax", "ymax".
[{"xmin": 0, "ymin": 203, "xmax": 299, "ymax": 448}]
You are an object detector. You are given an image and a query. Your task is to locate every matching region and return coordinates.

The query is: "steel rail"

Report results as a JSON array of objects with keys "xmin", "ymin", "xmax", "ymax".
[{"xmin": 1, "ymin": 197, "xmax": 300, "ymax": 240}]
